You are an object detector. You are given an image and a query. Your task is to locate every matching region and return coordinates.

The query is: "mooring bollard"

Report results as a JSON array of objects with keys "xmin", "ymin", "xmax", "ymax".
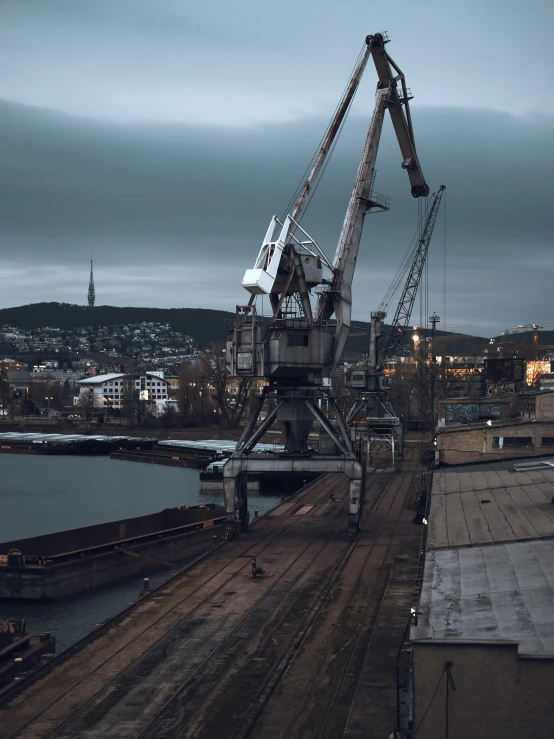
[{"xmin": 14, "ymin": 657, "xmax": 23, "ymax": 679}]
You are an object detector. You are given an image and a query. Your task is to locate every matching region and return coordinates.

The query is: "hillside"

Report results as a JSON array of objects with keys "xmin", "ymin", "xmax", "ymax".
[
  {"xmin": 0, "ymin": 303, "xmax": 234, "ymax": 349},
  {"xmin": 0, "ymin": 302, "xmax": 491, "ymax": 357}
]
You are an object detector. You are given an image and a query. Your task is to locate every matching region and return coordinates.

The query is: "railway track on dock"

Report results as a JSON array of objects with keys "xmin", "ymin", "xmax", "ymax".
[
  {"xmin": 1, "ymin": 473, "xmax": 349, "ymax": 739},
  {"xmin": 2, "ymin": 446, "xmax": 421, "ymax": 739}
]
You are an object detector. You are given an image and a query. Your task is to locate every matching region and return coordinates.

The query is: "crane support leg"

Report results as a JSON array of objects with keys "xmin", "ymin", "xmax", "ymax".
[
  {"xmin": 223, "ymin": 470, "xmax": 249, "ymax": 540},
  {"xmin": 347, "ymin": 461, "xmax": 364, "ymax": 540},
  {"xmin": 223, "ymin": 391, "xmax": 366, "ymax": 541}
]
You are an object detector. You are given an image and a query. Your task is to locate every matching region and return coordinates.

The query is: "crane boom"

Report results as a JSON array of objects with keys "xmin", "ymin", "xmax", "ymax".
[
  {"xmin": 369, "ymin": 34, "xmax": 428, "ymax": 198},
  {"xmin": 316, "ymin": 87, "xmax": 389, "ymax": 363},
  {"xmin": 316, "ymin": 33, "xmax": 429, "ymax": 364},
  {"xmin": 242, "ymin": 40, "xmax": 373, "ymax": 297},
  {"xmin": 378, "ymin": 185, "xmax": 446, "ymax": 369}
]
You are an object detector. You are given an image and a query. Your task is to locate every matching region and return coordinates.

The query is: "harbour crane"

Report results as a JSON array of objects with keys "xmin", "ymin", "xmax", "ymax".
[
  {"xmin": 224, "ymin": 33, "xmax": 428, "ymax": 540},
  {"xmin": 378, "ymin": 186, "xmax": 446, "ymax": 370},
  {"xmin": 346, "ymin": 187, "xmax": 445, "ymax": 438}
]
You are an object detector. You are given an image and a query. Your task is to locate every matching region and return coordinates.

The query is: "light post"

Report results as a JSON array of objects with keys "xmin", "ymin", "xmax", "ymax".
[
  {"xmin": 45, "ymin": 396, "xmax": 53, "ymax": 416},
  {"xmin": 412, "ymin": 333, "xmax": 420, "ymax": 361}
]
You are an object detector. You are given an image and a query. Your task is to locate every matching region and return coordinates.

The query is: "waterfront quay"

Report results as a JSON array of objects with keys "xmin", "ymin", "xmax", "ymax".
[{"xmin": 0, "ymin": 449, "xmax": 423, "ymax": 739}]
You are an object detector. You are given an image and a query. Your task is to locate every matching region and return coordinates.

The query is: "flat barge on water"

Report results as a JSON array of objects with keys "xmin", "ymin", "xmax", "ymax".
[{"xmin": 0, "ymin": 506, "xmax": 224, "ymax": 600}]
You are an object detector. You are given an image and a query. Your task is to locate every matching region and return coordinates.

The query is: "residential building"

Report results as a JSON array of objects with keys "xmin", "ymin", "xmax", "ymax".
[{"xmin": 76, "ymin": 372, "xmax": 170, "ymax": 411}]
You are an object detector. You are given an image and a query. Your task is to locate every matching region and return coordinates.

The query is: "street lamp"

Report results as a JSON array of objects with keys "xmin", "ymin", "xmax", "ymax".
[
  {"xmin": 412, "ymin": 334, "xmax": 420, "ymax": 360},
  {"xmin": 45, "ymin": 396, "xmax": 53, "ymax": 414}
]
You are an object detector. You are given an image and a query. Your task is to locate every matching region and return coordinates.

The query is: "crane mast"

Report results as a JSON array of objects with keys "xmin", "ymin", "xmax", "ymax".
[{"xmin": 224, "ymin": 34, "xmax": 429, "ymax": 540}]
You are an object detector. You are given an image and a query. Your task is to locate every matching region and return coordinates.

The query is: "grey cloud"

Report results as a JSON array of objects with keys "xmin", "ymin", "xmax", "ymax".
[
  {"xmin": 1, "ymin": 98, "xmax": 553, "ymax": 335},
  {"xmin": 1, "ymin": 0, "xmax": 553, "ymax": 123}
]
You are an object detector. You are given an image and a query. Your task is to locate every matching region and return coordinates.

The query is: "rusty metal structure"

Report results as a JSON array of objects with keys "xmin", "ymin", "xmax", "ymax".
[{"xmin": 224, "ymin": 33, "xmax": 428, "ymax": 539}]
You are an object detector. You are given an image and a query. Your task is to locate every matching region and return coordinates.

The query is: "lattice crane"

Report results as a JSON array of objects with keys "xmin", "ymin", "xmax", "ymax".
[{"xmin": 378, "ymin": 186, "xmax": 446, "ymax": 369}]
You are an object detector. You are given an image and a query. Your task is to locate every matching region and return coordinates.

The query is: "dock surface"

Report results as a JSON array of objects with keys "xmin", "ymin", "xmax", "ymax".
[{"xmin": 1, "ymin": 449, "xmax": 423, "ymax": 739}]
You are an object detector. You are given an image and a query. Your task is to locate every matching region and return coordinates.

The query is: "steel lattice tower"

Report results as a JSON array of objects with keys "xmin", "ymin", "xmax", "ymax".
[{"xmin": 88, "ymin": 257, "xmax": 95, "ymax": 307}]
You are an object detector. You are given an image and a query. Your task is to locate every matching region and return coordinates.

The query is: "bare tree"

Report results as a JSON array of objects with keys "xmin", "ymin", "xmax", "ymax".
[
  {"xmin": 198, "ymin": 345, "xmax": 252, "ymax": 427},
  {"xmin": 28, "ymin": 380, "xmax": 65, "ymax": 413},
  {"xmin": 0, "ymin": 369, "xmax": 11, "ymax": 413},
  {"xmin": 178, "ymin": 359, "xmax": 205, "ymax": 422},
  {"xmin": 76, "ymin": 387, "xmax": 99, "ymax": 420}
]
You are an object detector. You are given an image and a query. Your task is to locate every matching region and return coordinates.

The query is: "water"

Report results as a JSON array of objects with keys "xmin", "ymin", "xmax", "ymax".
[{"xmin": 0, "ymin": 455, "xmax": 281, "ymax": 651}]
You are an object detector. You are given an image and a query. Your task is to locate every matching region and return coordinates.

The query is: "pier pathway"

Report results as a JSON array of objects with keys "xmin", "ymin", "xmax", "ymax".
[{"xmin": 1, "ymin": 447, "xmax": 423, "ymax": 739}]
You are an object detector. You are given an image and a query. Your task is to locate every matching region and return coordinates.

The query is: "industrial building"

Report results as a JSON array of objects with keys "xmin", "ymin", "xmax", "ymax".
[
  {"xmin": 411, "ymin": 459, "xmax": 554, "ymax": 738},
  {"xmin": 436, "ymin": 390, "xmax": 554, "ymax": 465}
]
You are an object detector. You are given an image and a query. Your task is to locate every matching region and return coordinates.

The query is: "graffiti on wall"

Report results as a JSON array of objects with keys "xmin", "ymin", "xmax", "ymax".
[{"xmin": 445, "ymin": 403, "xmax": 502, "ymax": 425}]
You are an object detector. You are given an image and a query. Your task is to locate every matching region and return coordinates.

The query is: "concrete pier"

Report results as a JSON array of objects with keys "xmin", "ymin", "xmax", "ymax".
[{"xmin": 0, "ymin": 448, "xmax": 424, "ymax": 739}]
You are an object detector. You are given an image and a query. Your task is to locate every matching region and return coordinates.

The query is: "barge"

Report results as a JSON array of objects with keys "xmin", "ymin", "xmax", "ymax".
[
  {"xmin": 0, "ymin": 506, "xmax": 224, "ymax": 600},
  {"xmin": 0, "ymin": 432, "xmax": 155, "ymax": 455},
  {"xmin": 0, "ymin": 618, "xmax": 55, "ymax": 688}
]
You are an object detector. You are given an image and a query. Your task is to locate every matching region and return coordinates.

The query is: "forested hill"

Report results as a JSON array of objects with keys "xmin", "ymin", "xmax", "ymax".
[
  {"xmin": 0, "ymin": 302, "xmax": 491, "ymax": 355},
  {"xmin": 0, "ymin": 303, "xmax": 234, "ymax": 349}
]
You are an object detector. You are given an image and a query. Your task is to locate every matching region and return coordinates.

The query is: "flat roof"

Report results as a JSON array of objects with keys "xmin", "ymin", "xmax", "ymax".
[
  {"xmin": 416, "ymin": 456, "xmax": 554, "ymax": 654},
  {"xmin": 77, "ymin": 373, "xmax": 125, "ymax": 384},
  {"xmin": 77, "ymin": 372, "xmax": 166, "ymax": 385},
  {"xmin": 412, "ymin": 539, "xmax": 554, "ymax": 655},
  {"xmin": 429, "ymin": 466, "xmax": 554, "ymax": 549}
]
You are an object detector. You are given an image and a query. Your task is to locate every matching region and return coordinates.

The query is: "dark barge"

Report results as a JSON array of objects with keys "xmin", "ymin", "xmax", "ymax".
[
  {"xmin": 0, "ymin": 618, "xmax": 55, "ymax": 688},
  {"xmin": 0, "ymin": 506, "xmax": 225, "ymax": 600},
  {"xmin": 0, "ymin": 432, "xmax": 155, "ymax": 455}
]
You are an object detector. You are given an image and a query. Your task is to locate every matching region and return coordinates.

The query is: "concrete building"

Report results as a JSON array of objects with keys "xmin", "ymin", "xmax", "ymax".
[
  {"xmin": 5, "ymin": 370, "xmax": 31, "ymax": 390},
  {"xmin": 411, "ymin": 459, "xmax": 554, "ymax": 738},
  {"xmin": 31, "ymin": 369, "xmax": 83, "ymax": 387},
  {"xmin": 0, "ymin": 360, "xmax": 26, "ymax": 371},
  {"xmin": 165, "ymin": 377, "xmax": 179, "ymax": 393},
  {"xmin": 76, "ymin": 372, "xmax": 169, "ymax": 411},
  {"xmin": 436, "ymin": 391, "xmax": 554, "ymax": 465}
]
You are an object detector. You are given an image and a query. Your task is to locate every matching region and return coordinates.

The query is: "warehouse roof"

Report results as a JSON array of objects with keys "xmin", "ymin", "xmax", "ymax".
[
  {"xmin": 429, "ymin": 465, "xmax": 554, "ymax": 549},
  {"xmin": 412, "ymin": 539, "xmax": 554, "ymax": 655},
  {"xmin": 414, "ymin": 457, "xmax": 554, "ymax": 655}
]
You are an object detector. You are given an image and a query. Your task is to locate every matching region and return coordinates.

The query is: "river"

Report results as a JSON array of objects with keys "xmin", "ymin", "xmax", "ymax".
[{"xmin": 0, "ymin": 455, "xmax": 281, "ymax": 651}]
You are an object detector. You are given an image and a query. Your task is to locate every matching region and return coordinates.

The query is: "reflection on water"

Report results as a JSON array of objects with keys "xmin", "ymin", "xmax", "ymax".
[{"xmin": 0, "ymin": 455, "xmax": 281, "ymax": 651}]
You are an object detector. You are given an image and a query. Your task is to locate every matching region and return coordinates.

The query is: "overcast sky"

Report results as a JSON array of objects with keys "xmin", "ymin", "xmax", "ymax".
[{"xmin": 1, "ymin": 0, "xmax": 553, "ymax": 336}]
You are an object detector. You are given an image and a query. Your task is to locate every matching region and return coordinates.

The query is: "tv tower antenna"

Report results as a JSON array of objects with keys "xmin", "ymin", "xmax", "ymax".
[{"xmin": 88, "ymin": 255, "xmax": 95, "ymax": 307}]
